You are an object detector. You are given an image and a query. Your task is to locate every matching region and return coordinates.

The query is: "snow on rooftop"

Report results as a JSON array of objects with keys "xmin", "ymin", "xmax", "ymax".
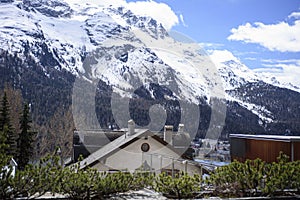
[{"xmin": 230, "ymin": 134, "xmax": 300, "ymax": 142}]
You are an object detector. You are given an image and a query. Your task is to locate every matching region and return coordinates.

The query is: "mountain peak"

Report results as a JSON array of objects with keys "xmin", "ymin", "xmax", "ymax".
[
  {"xmin": 19, "ymin": 0, "xmax": 72, "ymax": 18},
  {"xmin": 1, "ymin": 0, "xmax": 300, "ymax": 137}
]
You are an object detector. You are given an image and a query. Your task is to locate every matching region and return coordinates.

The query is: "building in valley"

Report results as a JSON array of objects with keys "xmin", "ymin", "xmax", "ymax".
[{"xmin": 230, "ymin": 134, "xmax": 300, "ymax": 162}]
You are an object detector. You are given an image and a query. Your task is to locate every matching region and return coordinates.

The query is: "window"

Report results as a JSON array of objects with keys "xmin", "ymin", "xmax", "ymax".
[{"xmin": 141, "ymin": 143, "xmax": 150, "ymax": 152}]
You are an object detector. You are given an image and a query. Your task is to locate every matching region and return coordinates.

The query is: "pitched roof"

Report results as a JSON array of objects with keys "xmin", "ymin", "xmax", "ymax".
[
  {"xmin": 74, "ymin": 130, "xmax": 125, "ymax": 146},
  {"xmin": 79, "ymin": 129, "xmax": 149, "ymax": 169},
  {"xmin": 78, "ymin": 129, "xmax": 184, "ymax": 169}
]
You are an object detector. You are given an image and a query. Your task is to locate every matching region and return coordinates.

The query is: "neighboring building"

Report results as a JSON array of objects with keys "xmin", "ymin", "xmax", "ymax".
[
  {"xmin": 76, "ymin": 120, "xmax": 201, "ymax": 175},
  {"xmin": 230, "ymin": 134, "xmax": 300, "ymax": 162},
  {"xmin": 193, "ymin": 139, "xmax": 230, "ymax": 162}
]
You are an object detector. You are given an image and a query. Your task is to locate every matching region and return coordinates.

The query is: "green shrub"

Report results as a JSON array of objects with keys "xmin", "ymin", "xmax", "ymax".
[
  {"xmin": 208, "ymin": 152, "xmax": 300, "ymax": 197},
  {"xmin": 4, "ymin": 150, "xmax": 299, "ymax": 199},
  {"xmin": 207, "ymin": 159, "xmax": 264, "ymax": 197},
  {"xmin": 60, "ymin": 165, "xmax": 98, "ymax": 199},
  {"xmin": 0, "ymin": 153, "xmax": 64, "ymax": 199},
  {"xmin": 93, "ymin": 171, "xmax": 154, "ymax": 198},
  {"xmin": 94, "ymin": 171, "xmax": 134, "ymax": 197},
  {"xmin": 153, "ymin": 172, "xmax": 202, "ymax": 199},
  {"xmin": 262, "ymin": 153, "xmax": 300, "ymax": 196},
  {"xmin": 131, "ymin": 171, "xmax": 154, "ymax": 190}
]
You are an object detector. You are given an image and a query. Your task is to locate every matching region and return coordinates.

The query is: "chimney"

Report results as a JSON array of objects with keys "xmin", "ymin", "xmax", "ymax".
[
  {"xmin": 178, "ymin": 124, "xmax": 184, "ymax": 133},
  {"xmin": 164, "ymin": 125, "xmax": 173, "ymax": 145},
  {"xmin": 127, "ymin": 119, "xmax": 135, "ymax": 136}
]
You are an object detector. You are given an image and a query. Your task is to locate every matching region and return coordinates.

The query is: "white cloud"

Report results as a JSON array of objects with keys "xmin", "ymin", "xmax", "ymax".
[
  {"xmin": 289, "ymin": 12, "xmax": 300, "ymax": 19},
  {"xmin": 253, "ymin": 67, "xmax": 282, "ymax": 73},
  {"xmin": 244, "ymin": 57, "xmax": 257, "ymax": 61},
  {"xmin": 233, "ymin": 51, "xmax": 258, "ymax": 56},
  {"xmin": 262, "ymin": 66, "xmax": 300, "ymax": 87},
  {"xmin": 126, "ymin": 0, "xmax": 179, "ymax": 30},
  {"xmin": 179, "ymin": 14, "xmax": 187, "ymax": 27},
  {"xmin": 261, "ymin": 58, "xmax": 300, "ymax": 64},
  {"xmin": 198, "ymin": 42, "xmax": 224, "ymax": 50},
  {"xmin": 277, "ymin": 65, "xmax": 300, "ymax": 86},
  {"xmin": 228, "ymin": 19, "xmax": 300, "ymax": 52},
  {"xmin": 208, "ymin": 49, "xmax": 240, "ymax": 64},
  {"xmin": 255, "ymin": 59, "xmax": 300, "ymax": 87},
  {"xmin": 65, "ymin": 0, "xmax": 180, "ymax": 30}
]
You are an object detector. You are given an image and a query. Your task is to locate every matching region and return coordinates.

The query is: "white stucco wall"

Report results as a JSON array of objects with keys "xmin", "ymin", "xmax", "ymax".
[
  {"xmin": 93, "ymin": 136, "xmax": 179, "ymax": 171},
  {"xmin": 92, "ymin": 135, "xmax": 201, "ymax": 175}
]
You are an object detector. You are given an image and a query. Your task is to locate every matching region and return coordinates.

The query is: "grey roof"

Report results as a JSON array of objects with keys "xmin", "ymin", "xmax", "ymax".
[
  {"xmin": 79, "ymin": 129, "xmax": 150, "ymax": 169},
  {"xmin": 230, "ymin": 134, "xmax": 300, "ymax": 142},
  {"xmin": 75, "ymin": 130, "xmax": 125, "ymax": 146}
]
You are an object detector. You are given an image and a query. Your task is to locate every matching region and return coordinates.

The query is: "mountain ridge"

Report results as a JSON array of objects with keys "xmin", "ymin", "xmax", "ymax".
[{"xmin": 1, "ymin": 0, "xmax": 300, "ymax": 149}]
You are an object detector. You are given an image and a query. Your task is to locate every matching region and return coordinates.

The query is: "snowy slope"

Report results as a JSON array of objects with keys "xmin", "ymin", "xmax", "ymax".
[
  {"xmin": 207, "ymin": 49, "xmax": 300, "ymax": 123},
  {"xmin": 0, "ymin": 0, "xmax": 225, "ymax": 104},
  {"xmin": 209, "ymin": 50, "xmax": 300, "ymax": 93},
  {"xmin": 0, "ymin": 0, "xmax": 300, "ymax": 128}
]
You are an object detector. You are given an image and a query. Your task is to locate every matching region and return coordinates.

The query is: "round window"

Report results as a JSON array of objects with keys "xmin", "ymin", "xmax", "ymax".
[{"xmin": 141, "ymin": 143, "xmax": 150, "ymax": 152}]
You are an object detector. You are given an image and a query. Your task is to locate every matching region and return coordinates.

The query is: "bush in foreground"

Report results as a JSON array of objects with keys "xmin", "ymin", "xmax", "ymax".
[
  {"xmin": 207, "ymin": 152, "xmax": 300, "ymax": 198},
  {"xmin": 153, "ymin": 172, "xmax": 202, "ymax": 199},
  {"xmin": 1, "ymin": 151, "xmax": 300, "ymax": 199}
]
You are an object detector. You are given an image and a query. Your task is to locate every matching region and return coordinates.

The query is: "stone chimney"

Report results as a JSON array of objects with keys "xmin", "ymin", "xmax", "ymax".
[
  {"xmin": 164, "ymin": 125, "xmax": 173, "ymax": 145},
  {"xmin": 128, "ymin": 119, "xmax": 135, "ymax": 136},
  {"xmin": 178, "ymin": 124, "xmax": 184, "ymax": 133}
]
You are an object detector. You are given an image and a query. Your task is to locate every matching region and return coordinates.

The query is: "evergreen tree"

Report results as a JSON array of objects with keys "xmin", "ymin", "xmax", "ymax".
[
  {"xmin": 0, "ymin": 128, "xmax": 9, "ymax": 164},
  {"xmin": 17, "ymin": 103, "xmax": 36, "ymax": 170},
  {"xmin": 0, "ymin": 92, "xmax": 10, "ymax": 130},
  {"xmin": 0, "ymin": 92, "xmax": 18, "ymax": 157}
]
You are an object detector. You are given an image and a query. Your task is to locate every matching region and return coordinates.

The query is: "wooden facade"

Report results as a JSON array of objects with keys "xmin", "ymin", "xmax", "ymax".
[{"xmin": 230, "ymin": 134, "xmax": 300, "ymax": 163}]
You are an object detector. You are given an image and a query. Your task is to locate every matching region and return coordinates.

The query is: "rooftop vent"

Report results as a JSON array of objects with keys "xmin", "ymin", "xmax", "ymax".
[{"xmin": 128, "ymin": 119, "xmax": 135, "ymax": 136}]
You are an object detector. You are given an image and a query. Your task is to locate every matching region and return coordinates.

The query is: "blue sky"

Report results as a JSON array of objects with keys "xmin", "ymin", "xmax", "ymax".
[
  {"xmin": 124, "ymin": 0, "xmax": 300, "ymax": 86},
  {"xmin": 165, "ymin": 0, "xmax": 300, "ymax": 68}
]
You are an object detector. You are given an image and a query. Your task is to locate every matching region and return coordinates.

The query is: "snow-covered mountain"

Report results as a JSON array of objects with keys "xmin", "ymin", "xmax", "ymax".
[
  {"xmin": 209, "ymin": 49, "xmax": 300, "ymax": 93},
  {"xmin": 1, "ymin": 0, "xmax": 300, "ymax": 137}
]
